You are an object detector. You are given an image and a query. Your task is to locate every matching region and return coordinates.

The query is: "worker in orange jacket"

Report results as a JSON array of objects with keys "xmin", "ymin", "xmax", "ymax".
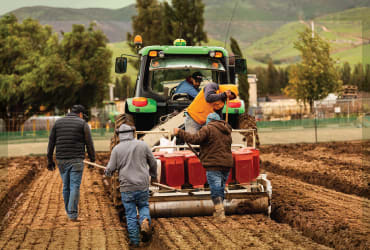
[{"xmin": 185, "ymin": 82, "xmax": 238, "ymax": 133}]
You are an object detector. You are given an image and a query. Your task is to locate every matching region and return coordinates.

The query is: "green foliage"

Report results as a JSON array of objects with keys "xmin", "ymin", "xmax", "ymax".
[
  {"xmin": 126, "ymin": 0, "xmax": 208, "ymax": 69},
  {"xmin": 170, "ymin": 0, "xmax": 208, "ymax": 46},
  {"xmin": 114, "ymin": 75, "xmax": 132, "ymax": 100},
  {"xmin": 60, "ymin": 23, "xmax": 112, "ymax": 108},
  {"xmin": 230, "ymin": 37, "xmax": 248, "ymax": 107},
  {"xmin": 127, "ymin": 0, "xmax": 207, "ymax": 48},
  {"xmin": 284, "ymin": 28, "xmax": 341, "ymax": 112},
  {"xmin": 351, "ymin": 63, "xmax": 365, "ymax": 90},
  {"xmin": 340, "ymin": 62, "xmax": 351, "ymax": 85},
  {"xmin": 267, "ymin": 60, "xmax": 279, "ymax": 94},
  {"xmin": 365, "ymin": 64, "xmax": 370, "ymax": 92},
  {"xmin": 0, "ymin": 15, "xmax": 112, "ymax": 131}
]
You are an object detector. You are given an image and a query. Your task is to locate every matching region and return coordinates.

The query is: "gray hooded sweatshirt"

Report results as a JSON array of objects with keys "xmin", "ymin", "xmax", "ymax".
[{"xmin": 105, "ymin": 124, "xmax": 157, "ymax": 192}]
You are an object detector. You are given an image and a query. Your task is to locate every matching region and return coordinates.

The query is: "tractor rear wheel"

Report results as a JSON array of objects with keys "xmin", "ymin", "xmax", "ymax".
[{"xmin": 237, "ymin": 113, "xmax": 260, "ymax": 148}]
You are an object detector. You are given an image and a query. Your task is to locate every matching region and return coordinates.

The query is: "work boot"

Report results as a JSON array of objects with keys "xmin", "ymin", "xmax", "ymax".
[
  {"xmin": 140, "ymin": 218, "xmax": 152, "ymax": 242},
  {"xmin": 214, "ymin": 203, "xmax": 226, "ymax": 220},
  {"xmin": 213, "ymin": 197, "xmax": 226, "ymax": 220}
]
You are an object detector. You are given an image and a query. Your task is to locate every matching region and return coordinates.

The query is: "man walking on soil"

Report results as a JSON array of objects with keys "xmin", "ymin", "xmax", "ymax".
[
  {"xmin": 47, "ymin": 104, "xmax": 95, "ymax": 222},
  {"xmin": 105, "ymin": 124, "xmax": 157, "ymax": 248},
  {"xmin": 174, "ymin": 112, "xmax": 233, "ymax": 220}
]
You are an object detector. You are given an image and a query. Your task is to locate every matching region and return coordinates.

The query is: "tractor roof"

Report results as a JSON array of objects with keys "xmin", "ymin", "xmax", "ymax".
[{"xmin": 140, "ymin": 45, "xmax": 229, "ymax": 57}]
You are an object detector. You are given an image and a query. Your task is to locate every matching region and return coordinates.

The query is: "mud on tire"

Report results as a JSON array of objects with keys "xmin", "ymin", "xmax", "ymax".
[{"xmin": 237, "ymin": 113, "xmax": 260, "ymax": 147}]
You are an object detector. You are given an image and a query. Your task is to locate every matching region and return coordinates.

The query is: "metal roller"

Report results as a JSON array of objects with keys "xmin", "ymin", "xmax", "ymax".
[{"xmin": 149, "ymin": 190, "xmax": 270, "ymax": 218}]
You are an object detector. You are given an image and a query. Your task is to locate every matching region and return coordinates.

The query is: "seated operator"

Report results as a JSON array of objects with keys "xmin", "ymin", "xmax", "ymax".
[{"xmin": 174, "ymin": 71, "xmax": 203, "ymax": 99}]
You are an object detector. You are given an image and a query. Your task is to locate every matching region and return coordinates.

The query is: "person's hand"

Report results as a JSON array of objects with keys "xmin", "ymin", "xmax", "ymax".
[
  {"xmin": 87, "ymin": 159, "xmax": 95, "ymax": 169},
  {"xmin": 173, "ymin": 128, "xmax": 180, "ymax": 136},
  {"xmin": 47, "ymin": 161, "xmax": 55, "ymax": 171},
  {"xmin": 151, "ymin": 177, "xmax": 158, "ymax": 184},
  {"xmin": 225, "ymin": 90, "xmax": 235, "ymax": 99}
]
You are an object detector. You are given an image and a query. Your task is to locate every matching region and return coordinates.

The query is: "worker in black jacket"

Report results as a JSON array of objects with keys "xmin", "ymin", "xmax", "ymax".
[{"xmin": 47, "ymin": 104, "xmax": 95, "ymax": 222}]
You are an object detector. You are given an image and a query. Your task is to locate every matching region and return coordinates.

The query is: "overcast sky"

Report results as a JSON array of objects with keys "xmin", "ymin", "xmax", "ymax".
[{"xmin": 0, "ymin": 0, "xmax": 136, "ymax": 15}]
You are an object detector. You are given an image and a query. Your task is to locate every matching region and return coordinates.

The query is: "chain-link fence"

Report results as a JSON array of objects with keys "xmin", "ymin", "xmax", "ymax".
[{"xmin": 0, "ymin": 98, "xmax": 369, "ymax": 157}]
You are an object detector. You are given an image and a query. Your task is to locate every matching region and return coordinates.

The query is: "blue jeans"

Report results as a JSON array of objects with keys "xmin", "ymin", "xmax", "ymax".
[
  {"xmin": 185, "ymin": 113, "xmax": 203, "ymax": 133},
  {"xmin": 121, "ymin": 190, "xmax": 151, "ymax": 246},
  {"xmin": 206, "ymin": 170, "xmax": 230, "ymax": 202},
  {"xmin": 57, "ymin": 159, "xmax": 84, "ymax": 219}
]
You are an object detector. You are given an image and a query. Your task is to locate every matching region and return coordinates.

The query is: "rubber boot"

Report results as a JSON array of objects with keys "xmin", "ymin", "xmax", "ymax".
[{"xmin": 213, "ymin": 197, "xmax": 226, "ymax": 220}]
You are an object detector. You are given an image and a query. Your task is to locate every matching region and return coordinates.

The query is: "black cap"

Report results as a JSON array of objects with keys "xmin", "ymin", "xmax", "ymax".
[
  {"xmin": 71, "ymin": 104, "xmax": 86, "ymax": 114},
  {"xmin": 192, "ymin": 71, "xmax": 203, "ymax": 82}
]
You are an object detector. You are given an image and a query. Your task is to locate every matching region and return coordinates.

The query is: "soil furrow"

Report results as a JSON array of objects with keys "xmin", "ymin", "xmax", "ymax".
[
  {"xmin": 262, "ymin": 158, "xmax": 369, "ymax": 198},
  {"xmin": 0, "ymin": 169, "xmax": 47, "ymax": 249},
  {"xmin": 270, "ymin": 171, "xmax": 370, "ymax": 249},
  {"xmin": 155, "ymin": 218, "xmax": 181, "ymax": 249}
]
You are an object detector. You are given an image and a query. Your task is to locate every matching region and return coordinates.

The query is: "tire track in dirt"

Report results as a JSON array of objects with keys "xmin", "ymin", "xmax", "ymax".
[{"xmin": 269, "ymin": 171, "xmax": 370, "ymax": 249}]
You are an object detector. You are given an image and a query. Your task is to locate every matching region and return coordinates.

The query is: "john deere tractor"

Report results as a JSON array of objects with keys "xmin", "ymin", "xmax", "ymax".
[{"xmin": 115, "ymin": 37, "xmax": 258, "ymax": 145}]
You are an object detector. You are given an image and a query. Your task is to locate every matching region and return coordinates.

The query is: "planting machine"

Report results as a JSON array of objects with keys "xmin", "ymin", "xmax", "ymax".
[{"xmin": 94, "ymin": 37, "xmax": 271, "ymax": 218}]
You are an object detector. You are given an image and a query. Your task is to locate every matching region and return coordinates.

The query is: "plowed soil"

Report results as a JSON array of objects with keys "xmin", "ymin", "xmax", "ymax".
[{"xmin": 0, "ymin": 140, "xmax": 368, "ymax": 249}]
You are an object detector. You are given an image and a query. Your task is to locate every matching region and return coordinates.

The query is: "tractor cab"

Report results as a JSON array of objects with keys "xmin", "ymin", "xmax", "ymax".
[{"xmin": 115, "ymin": 37, "xmax": 247, "ymax": 131}]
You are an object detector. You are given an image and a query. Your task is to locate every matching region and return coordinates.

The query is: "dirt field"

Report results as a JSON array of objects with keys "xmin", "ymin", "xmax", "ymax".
[{"xmin": 0, "ymin": 141, "xmax": 369, "ymax": 249}]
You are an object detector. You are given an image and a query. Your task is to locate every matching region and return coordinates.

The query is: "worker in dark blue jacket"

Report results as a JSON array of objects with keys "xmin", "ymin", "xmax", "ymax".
[
  {"xmin": 174, "ymin": 71, "xmax": 203, "ymax": 99},
  {"xmin": 47, "ymin": 104, "xmax": 95, "ymax": 222}
]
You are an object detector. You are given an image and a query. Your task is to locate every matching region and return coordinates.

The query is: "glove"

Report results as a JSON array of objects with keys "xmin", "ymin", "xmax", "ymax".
[{"xmin": 47, "ymin": 161, "xmax": 55, "ymax": 171}]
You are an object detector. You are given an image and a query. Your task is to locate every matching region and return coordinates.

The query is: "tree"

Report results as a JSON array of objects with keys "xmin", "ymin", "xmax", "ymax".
[
  {"xmin": 365, "ymin": 64, "xmax": 370, "ymax": 92},
  {"xmin": 126, "ymin": 0, "xmax": 164, "ymax": 70},
  {"xmin": 284, "ymin": 28, "xmax": 341, "ymax": 113},
  {"xmin": 114, "ymin": 75, "xmax": 132, "ymax": 100},
  {"xmin": 127, "ymin": 0, "xmax": 163, "ymax": 48},
  {"xmin": 267, "ymin": 60, "xmax": 279, "ymax": 94},
  {"xmin": 127, "ymin": 0, "xmax": 208, "ymax": 48},
  {"xmin": 60, "ymin": 23, "xmax": 112, "ymax": 108},
  {"xmin": 341, "ymin": 62, "xmax": 351, "ymax": 85},
  {"xmin": 0, "ymin": 15, "xmax": 112, "ymax": 131},
  {"xmin": 0, "ymin": 15, "xmax": 79, "ymax": 131},
  {"xmin": 351, "ymin": 63, "xmax": 364, "ymax": 91},
  {"xmin": 230, "ymin": 37, "xmax": 249, "ymax": 107},
  {"xmin": 170, "ymin": 0, "xmax": 208, "ymax": 46}
]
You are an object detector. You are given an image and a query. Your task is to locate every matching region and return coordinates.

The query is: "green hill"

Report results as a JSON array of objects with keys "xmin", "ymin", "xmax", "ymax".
[
  {"xmin": 244, "ymin": 7, "xmax": 370, "ymax": 67},
  {"xmin": 6, "ymin": 0, "xmax": 370, "ymax": 44}
]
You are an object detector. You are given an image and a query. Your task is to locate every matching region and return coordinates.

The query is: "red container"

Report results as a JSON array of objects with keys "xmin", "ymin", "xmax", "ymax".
[
  {"xmin": 232, "ymin": 151, "xmax": 253, "ymax": 184},
  {"xmin": 251, "ymin": 149, "xmax": 260, "ymax": 179},
  {"xmin": 161, "ymin": 153, "xmax": 185, "ymax": 188},
  {"xmin": 237, "ymin": 147, "xmax": 260, "ymax": 180},
  {"xmin": 185, "ymin": 153, "xmax": 206, "ymax": 188},
  {"xmin": 226, "ymin": 166, "xmax": 235, "ymax": 185}
]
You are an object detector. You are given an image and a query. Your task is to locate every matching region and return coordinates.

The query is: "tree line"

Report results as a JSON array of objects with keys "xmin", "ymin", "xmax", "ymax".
[
  {"xmin": 0, "ymin": 15, "xmax": 112, "ymax": 131},
  {"xmin": 249, "ymin": 61, "xmax": 370, "ymax": 98}
]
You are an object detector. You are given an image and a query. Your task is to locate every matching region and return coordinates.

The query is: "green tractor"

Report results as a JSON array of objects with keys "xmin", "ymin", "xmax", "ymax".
[{"xmin": 115, "ymin": 37, "xmax": 257, "ymax": 145}]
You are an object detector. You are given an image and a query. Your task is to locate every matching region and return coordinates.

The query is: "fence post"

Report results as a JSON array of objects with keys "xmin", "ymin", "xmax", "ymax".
[
  {"xmin": 314, "ymin": 107, "xmax": 318, "ymax": 143},
  {"xmin": 33, "ymin": 119, "xmax": 36, "ymax": 137},
  {"xmin": 21, "ymin": 124, "xmax": 24, "ymax": 137},
  {"xmin": 46, "ymin": 119, "xmax": 50, "ymax": 134}
]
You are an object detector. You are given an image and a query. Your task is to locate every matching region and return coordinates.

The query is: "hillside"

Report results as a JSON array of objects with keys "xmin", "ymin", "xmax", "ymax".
[
  {"xmin": 5, "ymin": 0, "xmax": 370, "ymax": 43},
  {"xmin": 244, "ymin": 7, "xmax": 370, "ymax": 67}
]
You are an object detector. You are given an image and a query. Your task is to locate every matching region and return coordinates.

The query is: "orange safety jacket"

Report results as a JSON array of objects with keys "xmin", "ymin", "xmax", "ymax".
[{"xmin": 187, "ymin": 84, "xmax": 239, "ymax": 125}]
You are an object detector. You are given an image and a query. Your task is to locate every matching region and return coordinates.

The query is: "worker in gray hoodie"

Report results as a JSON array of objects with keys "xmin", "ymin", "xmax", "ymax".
[{"xmin": 104, "ymin": 124, "xmax": 157, "ymax": 248}]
